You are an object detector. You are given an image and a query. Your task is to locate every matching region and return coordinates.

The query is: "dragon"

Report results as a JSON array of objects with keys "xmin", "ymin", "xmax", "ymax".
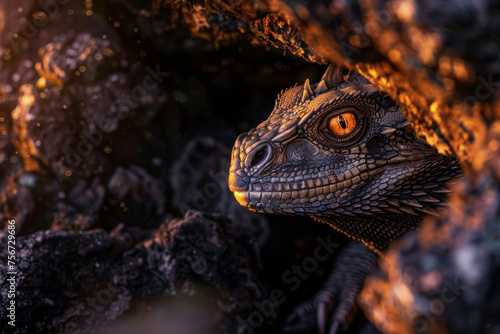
[{"xmin": 228, "ymin": 64, "xmax": 461, "ymax": 333}]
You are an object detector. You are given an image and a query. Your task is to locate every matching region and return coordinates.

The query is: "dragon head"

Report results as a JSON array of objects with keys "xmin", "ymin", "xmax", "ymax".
[{"xmin": 228, "ymin": 64, "xmax": 460, "ymax": 252}]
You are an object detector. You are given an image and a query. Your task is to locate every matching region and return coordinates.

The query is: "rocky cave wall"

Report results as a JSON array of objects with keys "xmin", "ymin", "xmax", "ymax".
[{"xmin": 1, "ymin": 0, "xmax": 500, "ymax": 333}]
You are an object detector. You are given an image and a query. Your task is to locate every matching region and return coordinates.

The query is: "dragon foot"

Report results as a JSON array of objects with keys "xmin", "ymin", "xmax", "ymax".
[{"xmin": 283, "ymin": 241, "xmax": 379, "ymax": 334}]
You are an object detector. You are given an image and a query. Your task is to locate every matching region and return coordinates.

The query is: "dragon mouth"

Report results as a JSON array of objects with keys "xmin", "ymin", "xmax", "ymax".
[
  {"xmin": 229, "ymin": 157, "xmax": 450, "ymax": 214},
  {"xmin": 231, "ymin": 178, "xmax": 367, "ymax": 214},
  {"xmin": 229, "ymin": 168, "xmax": 347, "ymax": 212}
]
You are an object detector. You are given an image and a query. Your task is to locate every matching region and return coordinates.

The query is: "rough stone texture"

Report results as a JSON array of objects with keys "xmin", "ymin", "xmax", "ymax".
[
  {"xmin": 169, "ymin": 136, "xmax": 271, "ymax": 246},
  {"xmin": 1, "ymin": 0, "xmax": 500, "ymax": 333},
  {"xmin": 0, "ymin": 211, "xmax": 267, "ymax": 334},
  {"xmin": 1, "ymin": 0, "xmax": 169, "ymax": 235}
]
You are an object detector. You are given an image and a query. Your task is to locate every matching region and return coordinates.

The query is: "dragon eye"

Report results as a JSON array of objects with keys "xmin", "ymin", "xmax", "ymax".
[{"xmin": 328, "ymin": 112, "xmax": 357, "ymax": 136}]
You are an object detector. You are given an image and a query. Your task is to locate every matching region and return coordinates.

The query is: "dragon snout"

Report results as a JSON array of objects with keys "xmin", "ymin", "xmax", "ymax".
[
  {"xmin": 228, "ymin": 168, "xmax": 250, "ymax": 207},
  {"xmin": 229, "ymin": 133, "xmax": 275, "ymax": 208},
  {"xmin": 228, "ymin": 170, "xmax": 249, "ymax": 192}
]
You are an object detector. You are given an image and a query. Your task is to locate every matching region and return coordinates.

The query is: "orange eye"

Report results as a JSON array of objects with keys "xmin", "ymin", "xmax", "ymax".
[{"xmin": 329, "ymin": 112, "xmax": 357, "ymax": 136}]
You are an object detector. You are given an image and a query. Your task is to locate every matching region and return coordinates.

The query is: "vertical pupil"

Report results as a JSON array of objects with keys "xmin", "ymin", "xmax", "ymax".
[{"xmin": 338, "ymin": 115, "xmax": 347, "ymax": 129}]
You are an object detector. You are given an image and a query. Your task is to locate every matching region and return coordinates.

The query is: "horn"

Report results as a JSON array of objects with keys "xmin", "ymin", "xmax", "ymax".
[
  {"xmin": 300, "ymin": 78, "xmax": 314, "ymax": 103},
  {"xmin": 315, "ymin": 80, "xmax": 328, "ymax": 94},
  {"xmin": 321, "ymin": 64, "xmax": 344, "ymax": 87}
]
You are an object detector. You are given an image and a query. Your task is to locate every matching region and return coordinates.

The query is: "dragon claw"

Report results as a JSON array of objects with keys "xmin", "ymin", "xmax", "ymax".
[
  {"xmin": 317, "ymin": 301, "xmax": 329, "ymax": 334},
  {"xmin": 283, "ymin": 241, "xmax": 378, "ymax": 334},
  {"xmin": 328, "ymin": 320, "xmax": 340, "ymax": 334},
  {"xmin": 283, "ymin": 302, "xmax": 316, "ymax": 333}
]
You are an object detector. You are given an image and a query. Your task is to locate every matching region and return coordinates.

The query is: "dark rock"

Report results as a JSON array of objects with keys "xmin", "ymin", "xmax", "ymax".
[{"xmin": 0, "ymin": 211, "xmax": 268, "ymax": 334}]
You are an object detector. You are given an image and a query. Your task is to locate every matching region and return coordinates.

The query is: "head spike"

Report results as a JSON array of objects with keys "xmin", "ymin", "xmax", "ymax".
[
  {"xmin": 304, "ymin": 79, "xmax": 313, "ymax": 95},
  {"xmin": 316, "ymin": 80, "xmax": 328, "ymax": 94},
  {"xmin": 300, "ymin": 79, "xmax": 313, "ymax": 103},
  {"xmin": 300, "ymin": 90, "xmax": 310, "ymax": 103},
  {"xmin": 321, "ymin": 64, "xmax": 344, "ymax": 87}
]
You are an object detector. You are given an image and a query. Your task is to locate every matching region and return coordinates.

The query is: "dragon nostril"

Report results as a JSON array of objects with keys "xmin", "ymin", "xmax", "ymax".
[
  {"xmin": 248, "ymin": 145, "xmax": 271, "ymax": 168},
  {"xmin": 251, "ymin": 147, "xmax": 266, "ymax": 165},
  {"xmin": 254, "ymin": 148, "xmax": 265, "ymax": 162}
]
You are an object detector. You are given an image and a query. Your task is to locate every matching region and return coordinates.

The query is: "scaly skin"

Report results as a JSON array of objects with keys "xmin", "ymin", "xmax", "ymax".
[
  {"xmin": 228, "ymin": 64, "xmax": 461, "ymax": 254},
  {"xmin": 228, "ymin": 64, "xmax": 462, "ymax": 333}
]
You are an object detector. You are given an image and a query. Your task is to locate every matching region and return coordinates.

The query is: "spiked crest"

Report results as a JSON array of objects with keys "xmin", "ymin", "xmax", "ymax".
[{"xmin": 300, "ymin": 64, "xmax": 346, "ymax": 103}]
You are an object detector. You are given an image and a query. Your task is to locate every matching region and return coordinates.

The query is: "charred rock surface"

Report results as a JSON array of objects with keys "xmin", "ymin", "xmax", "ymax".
[
  {"xmin": 1, "ymin": 0, "xmax": 500, "ymax": 333},
  {"xmin": 0, "ymin": 211, "xmax": 268, "ymax": 333}
]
